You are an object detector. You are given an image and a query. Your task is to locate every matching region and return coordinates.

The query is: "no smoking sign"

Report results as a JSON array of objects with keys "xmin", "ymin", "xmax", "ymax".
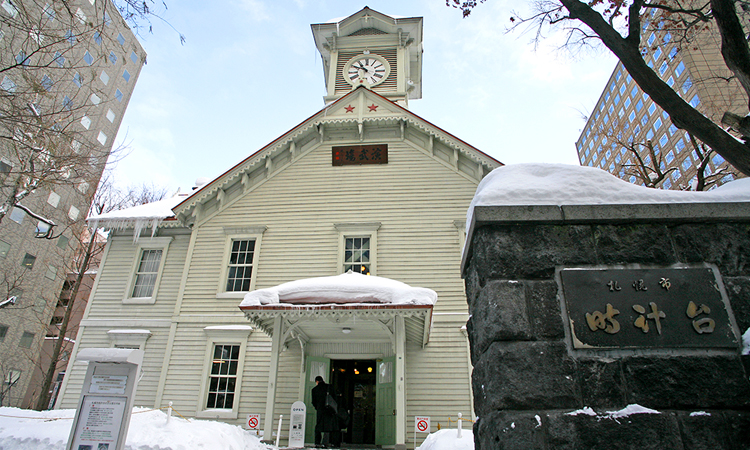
[
  {"xmin": 246, "ymin": 414, "xmax": 260, "ymax": 430},
  {"xmin": 415, "ymin": 416, "xmax": 430, "ymax": 433}
]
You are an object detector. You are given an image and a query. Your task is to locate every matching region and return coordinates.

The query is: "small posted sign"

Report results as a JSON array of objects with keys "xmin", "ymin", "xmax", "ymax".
[
  {"xmin": 415, "ymin": 416, "xmax": 431, "ymax": 433},
  {"xmin": 414, "ymin": 415, "xmax": 431, "ymax": 446},
  {"xmin": 246, "ymin": 414, "xmax": 260, "ymax": 431}
]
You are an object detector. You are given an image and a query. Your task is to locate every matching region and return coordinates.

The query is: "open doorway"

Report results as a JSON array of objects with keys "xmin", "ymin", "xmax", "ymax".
[{"xmin": 330, "ymin": 359, "xmax": 377, "ymax": 446}]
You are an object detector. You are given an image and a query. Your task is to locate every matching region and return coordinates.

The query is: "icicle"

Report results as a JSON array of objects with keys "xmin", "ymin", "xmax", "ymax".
[{"xmin": 87, "ymin": 217, "xmax": 165, "ymax": 244}]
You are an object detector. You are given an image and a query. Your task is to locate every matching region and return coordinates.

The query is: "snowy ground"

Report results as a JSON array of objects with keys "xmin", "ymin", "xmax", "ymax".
[{"xmin": 0, "ymin": 406, "xmax": 469, "ymax": 450}]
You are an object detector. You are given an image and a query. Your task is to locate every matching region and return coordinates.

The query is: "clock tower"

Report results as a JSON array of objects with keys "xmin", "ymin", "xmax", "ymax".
[{"xmin": 311, "ymin": 7, "xmax": 423, "ymax": 109}]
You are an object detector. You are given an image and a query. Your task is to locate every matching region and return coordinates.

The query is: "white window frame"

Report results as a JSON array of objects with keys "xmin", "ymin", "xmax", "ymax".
[
  {"xmin": 216, "ymin": 227, "xmax": 265, "ymax": 299},
  {"xmin": 107, "ymin": 329, "xmax": 151, "ymax": 350},
  {"xmin": 196, "ymin": 325, "xmax": 252, "ymax": 419},
  {"xmin": 335, "ymin": 222, "xmax": 380, "ymax": 275},
  {"xmin": 123, "ymin": 237, "xmax": 172, "ymax": 304}
]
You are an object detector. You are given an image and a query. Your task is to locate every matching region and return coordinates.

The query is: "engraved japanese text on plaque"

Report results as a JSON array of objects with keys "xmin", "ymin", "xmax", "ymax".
[{"xmin": 559, "ymin": 267, "xmax": 738, "ymax": 349}]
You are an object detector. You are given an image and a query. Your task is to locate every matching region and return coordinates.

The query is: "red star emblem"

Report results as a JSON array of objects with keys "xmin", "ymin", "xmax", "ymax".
[
  {"xmin": 368, "ymin": 104, "xmax": 378, "ymax": 112},
  {"xmin": 344, "ymin": 105, "xmax": 354, "ymax": 113}
]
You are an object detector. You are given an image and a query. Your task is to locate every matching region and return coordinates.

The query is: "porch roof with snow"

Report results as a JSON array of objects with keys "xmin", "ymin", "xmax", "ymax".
[{"xmin": 238, "ymin": 273, "xmax": 435, "ymax": 348}]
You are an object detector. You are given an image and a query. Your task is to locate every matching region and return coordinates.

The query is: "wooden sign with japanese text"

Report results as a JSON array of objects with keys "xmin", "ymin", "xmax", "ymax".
[
  {"xmin": 559, "ymin": 267, "xmax": 738, "ymax": 349},
  {"xmin": 332, "ymin": 144, "xmax": 388, "ymax": 166}
]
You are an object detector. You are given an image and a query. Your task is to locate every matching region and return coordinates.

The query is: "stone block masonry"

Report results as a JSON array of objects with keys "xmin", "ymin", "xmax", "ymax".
[{"xmin": 463, "ymin": 204, "xmax": 750, "ymax": 449}]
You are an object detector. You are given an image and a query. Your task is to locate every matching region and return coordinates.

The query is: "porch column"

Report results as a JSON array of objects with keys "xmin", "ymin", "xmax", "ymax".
[
  {"xmin": 395, "ymin": 314, "xmax": 406, "ymax": 446},
  {"xmin": 263, "ymin": 316, "xmax": 282, "ymax": 442}
]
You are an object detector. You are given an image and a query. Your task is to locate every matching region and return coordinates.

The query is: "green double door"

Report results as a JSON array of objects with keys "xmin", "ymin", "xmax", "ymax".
[{"xmin": 303, "ymin": 356, "xmax": 395, "ymax": 446}]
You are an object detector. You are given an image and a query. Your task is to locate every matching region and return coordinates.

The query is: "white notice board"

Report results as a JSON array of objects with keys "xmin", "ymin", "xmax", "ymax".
[{"xmin": 70, "ymin": 395, "xmax": 127, "ymax": 450}]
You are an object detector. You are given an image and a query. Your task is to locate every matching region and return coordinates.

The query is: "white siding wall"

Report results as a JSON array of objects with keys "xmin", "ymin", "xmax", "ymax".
[
  {"xmin": 84, "ymin": 230, "xmax": 191, "ymax": 318},
  {"xmin": 405, "ymin": 318, "xmax": 473, "ymax": 433},
  {"xmin": 63, "ymin": 136, "xmax": 480, "ymax": 445},
  {"xmin": 181, "ymin": 141, "xmax": 474, "ymax": 314}
]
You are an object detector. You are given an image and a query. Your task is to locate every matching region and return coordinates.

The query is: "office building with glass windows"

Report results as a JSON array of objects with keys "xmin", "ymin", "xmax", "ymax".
[
  {"xmin": 0, "ymin": 0, "xmax": 145, "ymax": 408},
  {"xmin": 576, "ymin": 19, "xmax": 745, "ymax": 189}
]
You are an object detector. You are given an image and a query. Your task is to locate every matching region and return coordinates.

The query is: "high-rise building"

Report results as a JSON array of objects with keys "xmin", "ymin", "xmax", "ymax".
[
  {"xmin": 0, "ymin": 0, "xmax": 145, "ymax": 408},
  {"xmin": 576, "ymin": 16, "xmax": 744, "ymax": 190}
]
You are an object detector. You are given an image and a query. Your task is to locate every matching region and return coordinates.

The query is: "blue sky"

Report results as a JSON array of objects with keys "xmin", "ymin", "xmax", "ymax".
[{"xmin": 110, "ymin": 0, "xmax": 617, "ymax": 193}]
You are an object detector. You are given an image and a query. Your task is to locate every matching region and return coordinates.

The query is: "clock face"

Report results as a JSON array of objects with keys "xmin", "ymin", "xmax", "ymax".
[{"xmin": 344, "ymin": 55, "xmax": 390, "ymax": 87}]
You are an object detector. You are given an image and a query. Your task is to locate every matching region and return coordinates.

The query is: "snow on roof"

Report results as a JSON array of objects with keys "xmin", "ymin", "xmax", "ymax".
[
  {"xmin": 240, "ymin": 272, "xmax": 437, "ymax": 307},
  {"xmin": 107, "ymin": 329, "xmax": 151, "ymax": 335},
  {"xmin": 204, "ymin": 325, "xmax": 253, "ymax": 331},
  {"xmin": 468, "ymin": 163, "xmax": 750, "ymax": 225},
  {"xmin": 87, "ymin": 193, "xmax": 190, "ymax": 242}
]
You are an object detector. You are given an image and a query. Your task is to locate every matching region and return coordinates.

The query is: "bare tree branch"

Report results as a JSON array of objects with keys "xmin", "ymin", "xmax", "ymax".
[{"xmin": 452, "ymin": 0, "xmax": 750, "ymax": 175}]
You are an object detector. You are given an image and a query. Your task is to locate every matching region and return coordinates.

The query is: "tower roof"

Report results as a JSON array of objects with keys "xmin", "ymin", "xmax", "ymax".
[{"xmin": 311, "ymin": 7, "xmax": 423, "ymax": 101}]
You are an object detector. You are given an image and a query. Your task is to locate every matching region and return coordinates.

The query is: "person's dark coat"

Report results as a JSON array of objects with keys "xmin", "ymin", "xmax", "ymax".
[{"xmin": 312, "ymin": 381, "xmax": 338, "ymax": 433}]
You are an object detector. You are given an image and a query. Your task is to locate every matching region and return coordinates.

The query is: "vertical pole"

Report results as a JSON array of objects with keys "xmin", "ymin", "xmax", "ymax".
[
  {"xmin": 460, "ymin": 325, "xmax": 476, "ymax": 421},
  {"xmin": 167, "ymin": 401, "xmax": 173, "ymax": 423},
  {"xmin": 276, "ymin": 414, "xmax": 283, "ymax": 448},
  {"xmin": 414, "ymin": 418, "xmax": 416, "ymax": 449},
  {"xmin": 457, "ymin": 412, "xmax": 462, "ymax": 438},
  {"xmin": 395, "ymin": 315, "xmax": 406, "ymax": 446},
  {"xmin": 263, "ymin": 316, "xmax": 283, "ymax": 441}
]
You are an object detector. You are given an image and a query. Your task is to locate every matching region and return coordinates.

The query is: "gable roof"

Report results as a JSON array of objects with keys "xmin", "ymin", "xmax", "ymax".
[
  {"xmin": 170, "ymin": 86, "xmax": 501, "ymax": 225},
  {"xmin": 91, "ymin": 86, "xmax": 502, "ymax": 233}
]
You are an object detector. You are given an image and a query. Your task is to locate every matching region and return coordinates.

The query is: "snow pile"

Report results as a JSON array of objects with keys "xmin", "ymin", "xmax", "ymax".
[
  {"xmin": 565, "ymin": 404, "xmax": 660, "ymax": 421},
  {"xmin": 0, "ymin": 407, "xmax": 268, "ymax": 450},
  {"xmin": 416, "ymin": 428, "xmax": 474, "ymax": 450},
  {"xmin": 241, "ymin": 272, "xmax": 437, "ymax": 306},
  {"xmin": 603, "ymin": 404, "xmax": 660, "ymax": 419},
  {"xmin": 566, "ymin": 406, "xmax": 596, "ymax": 416},
  {"xmin": 87, "ymin": 193, "xmax": 189, "ymax": 242},
  {"xmin": 1, "ymin": 406, "xmax": 468, "ymax": 449},
  {"xmin": 742, "ymin": 327, "xmax": 750, "ymax": 355},
  {"xmin": 0, "ymin": 407, "xmax": 75, "ymax": 450},
  {"xmin": 468, "ymin": 163, "xmax": 750, "ymax": 226}
]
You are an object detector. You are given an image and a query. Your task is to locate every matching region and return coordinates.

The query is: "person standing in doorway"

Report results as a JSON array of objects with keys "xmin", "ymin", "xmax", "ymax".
[{"xmin": 312, "ymin": 375, "xmax": 337, "ymax": 448}]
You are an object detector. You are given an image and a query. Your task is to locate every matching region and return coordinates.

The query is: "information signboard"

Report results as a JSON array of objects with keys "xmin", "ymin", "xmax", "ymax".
[
  {"xmin": 70, "ymin": 396, "xmax": 127, "ymax": 450},
  {"xmin": 66, "ymin": 349, "xmax": 143, "ymax": 450},
  {"xmin": 288, "ymin": 401, "xmax": 306, "ymax": 448},
  {"xmin": 560, "ymin": 267, "xmax": 738, "ymax": 349}
]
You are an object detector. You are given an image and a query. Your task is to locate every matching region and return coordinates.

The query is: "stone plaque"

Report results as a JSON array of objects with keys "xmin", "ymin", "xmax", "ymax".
[
  {"xmin": 332, "ymin": 144, "xmax": 388, "ymax": 166},
  {"xmin": 559, "ymin": 267, "xmax": 738, "ymax": 349}
]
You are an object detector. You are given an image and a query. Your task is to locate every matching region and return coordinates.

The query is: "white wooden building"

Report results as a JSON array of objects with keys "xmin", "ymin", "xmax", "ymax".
[{"xmin": 56, "ymin": 8, "xmax": 501, "ymax": 448}]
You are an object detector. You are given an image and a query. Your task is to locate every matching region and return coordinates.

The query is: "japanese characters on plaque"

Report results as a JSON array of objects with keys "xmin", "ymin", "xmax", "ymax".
[
  {"xmin": 332, "ymin": 144, "xmax": 388, "ymax": 166},
  {"xmin": 559, "ymin": 268, "xmax": 738, "ymax": 349}
]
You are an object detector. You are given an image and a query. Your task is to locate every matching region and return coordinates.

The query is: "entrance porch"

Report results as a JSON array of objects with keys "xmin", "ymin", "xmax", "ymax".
[{"xmin": 240, "ymin": 303, "xmax": 433, "ymax": 448}]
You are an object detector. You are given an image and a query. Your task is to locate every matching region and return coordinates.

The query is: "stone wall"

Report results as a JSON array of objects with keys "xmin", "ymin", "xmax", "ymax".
[{"xmin": 463, "ymin": 205, "xmax": 750, "ymax": 449}]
